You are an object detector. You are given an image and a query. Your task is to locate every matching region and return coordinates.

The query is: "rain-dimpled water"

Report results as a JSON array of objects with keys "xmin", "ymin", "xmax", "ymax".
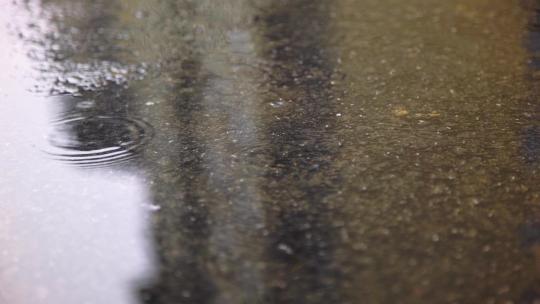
[{"xmin": 0, "ymin": 0, "xmax": 540, "ymax": 303}]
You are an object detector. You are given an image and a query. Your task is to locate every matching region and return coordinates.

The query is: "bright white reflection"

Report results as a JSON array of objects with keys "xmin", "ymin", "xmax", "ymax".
[{"xmin": 0, "ymin": 2, "xmax": 156, "ymax": 304}]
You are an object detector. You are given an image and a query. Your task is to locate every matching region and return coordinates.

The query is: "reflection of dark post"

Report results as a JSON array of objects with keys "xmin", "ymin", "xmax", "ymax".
[
  {"xmin": 523, "ymin": 0, "xmax": 540, "ymax": 164},
  {"xmin": 518, "ymin": 1, "xmax": 540, "ymax": 303},
  {"xmin": 132, "ymin": 2, "xmax": 217, "ymax": 301},
  {"xmin": 257, "ymin": 1, "xmax": 343, "ymax": 303},
  {"xmin": 139, "ymin": 58, "xmax": 217, "ymax": 304}
]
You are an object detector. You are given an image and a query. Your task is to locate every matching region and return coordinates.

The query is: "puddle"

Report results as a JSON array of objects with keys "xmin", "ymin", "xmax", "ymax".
[{"xmin": 1, "ymin": 0, "xmax": 540, "ymax": 303}]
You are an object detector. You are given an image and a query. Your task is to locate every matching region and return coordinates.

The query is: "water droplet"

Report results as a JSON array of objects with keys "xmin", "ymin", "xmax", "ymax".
[
  {"xmin": 269, "ymin": 100, "xmax": 285, "ymax": 108},
  {"xmin": 392, "ymin": 106, "xmax": 409, "ymax": 117},
  {"xmin": 277, "ymin": 243, "xmax": 294, "ymax": 255},
  {"xmin": 142, "ymin": 203, "xmax": 161, "ymax": 212},
  {"xmin": 75, "ymin": 100, "xmax": 95, "ymax": 109}
]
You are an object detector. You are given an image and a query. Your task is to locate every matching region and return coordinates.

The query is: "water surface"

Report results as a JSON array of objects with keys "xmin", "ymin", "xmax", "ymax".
[{"xmin": 1, "ymin": 0, "xmax": 540, "ymax": 303}]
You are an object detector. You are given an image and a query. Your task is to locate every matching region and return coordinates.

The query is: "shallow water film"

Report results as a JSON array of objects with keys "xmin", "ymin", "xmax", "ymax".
[{"xmin": 1, "ymin": 0, "xmax": 540, "ymax": 303}]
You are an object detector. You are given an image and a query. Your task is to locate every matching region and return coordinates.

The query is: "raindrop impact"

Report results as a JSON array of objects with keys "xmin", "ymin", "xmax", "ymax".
[{"xmin": 44, "ymin": 115, "xmax": 153, "ymax": 168}]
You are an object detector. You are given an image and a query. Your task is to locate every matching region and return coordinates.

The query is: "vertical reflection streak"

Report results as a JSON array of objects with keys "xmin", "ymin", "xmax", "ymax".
[
  {"xmin": 256, "ymin": 1, "xmax": 344, "ymax": 303},
  {"xmin": 134, "ymin": 2, "xmax": 217, "ymax": 302},
  {"xmin": 517, "ymin": 1, "xmax": 540, "ymax": 302}
]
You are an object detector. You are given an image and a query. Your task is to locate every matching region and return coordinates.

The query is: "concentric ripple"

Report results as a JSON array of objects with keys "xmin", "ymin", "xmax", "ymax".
[{"xmin": 45, "ymin": 115, "xmax": 153, "ymax": 168}]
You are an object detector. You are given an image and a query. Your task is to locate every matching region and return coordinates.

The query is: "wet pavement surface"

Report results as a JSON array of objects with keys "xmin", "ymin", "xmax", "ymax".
[{"xmin": 1, "ymin": 0, "xmax": 540, "ymax": 303}]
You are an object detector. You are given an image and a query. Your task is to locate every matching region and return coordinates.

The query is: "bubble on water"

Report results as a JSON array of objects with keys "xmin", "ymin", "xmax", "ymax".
[
  {"xmin": 142, "ymin": 203, "xmax": 161, "ymax": 212},
  {"xmin": 75, "ymin": 100, "xmax": 95, "ymax": 109},
  {"xmin": 269, "ymin": 100, "xmax": 285, "ymax": 108},
  {"xmin": 43, "ymin": 115, "xmax": 153, "ymax": 168},
  {"xmin": 277, "ymin": 243, "xmax": 294, "ymax": 255}
]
